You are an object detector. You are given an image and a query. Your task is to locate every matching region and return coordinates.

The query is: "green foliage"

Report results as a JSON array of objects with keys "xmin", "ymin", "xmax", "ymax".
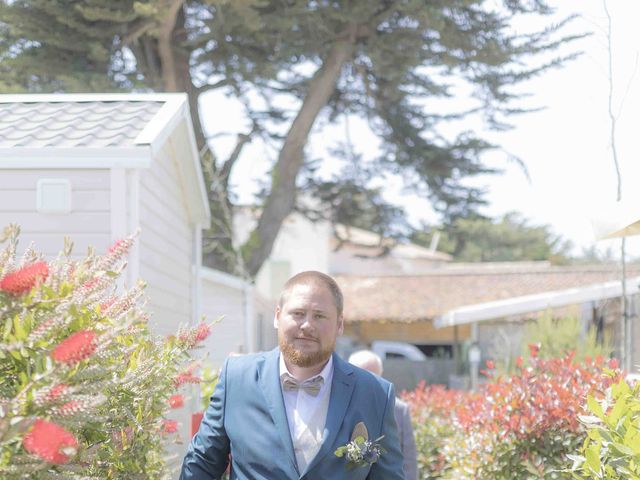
[
  {"xmin": 0, "ymin": 225, "xmax": 211, "ymax": 479},
  {"xmin": 413, "ymin": 212, "xmax": 573, "ymax": 263},
  {"xmin": 570, "ymin": 377, "xmax": 640, "ymax": 479},
  {"xmin": 521, "ymin": 313, "xmax": 612, "ymax": 365},
  {"xmin": 199, "ymin": 364, "xmax": 219, "ymax": 411}
]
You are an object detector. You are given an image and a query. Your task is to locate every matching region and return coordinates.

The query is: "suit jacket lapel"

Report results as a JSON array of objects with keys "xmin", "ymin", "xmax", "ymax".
[
  {"xmin": 258, "ymin": 348, "xmax": 299, "ymax": 475},
  {"xmin": 302, "ymin": 353, "xmax": 355, "ymax": 475}
]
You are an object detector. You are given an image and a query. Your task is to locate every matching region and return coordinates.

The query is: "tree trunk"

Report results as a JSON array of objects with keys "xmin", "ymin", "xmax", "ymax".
[{"xmin": 243, "ymin": 37, "xmax": 356, "ymax": 277}]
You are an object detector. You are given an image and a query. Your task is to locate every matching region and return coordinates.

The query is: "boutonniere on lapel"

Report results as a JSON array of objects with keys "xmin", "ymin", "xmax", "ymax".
[{"xmin": 334, "ymin": 421, "xmax": 385, "ymax": 469}]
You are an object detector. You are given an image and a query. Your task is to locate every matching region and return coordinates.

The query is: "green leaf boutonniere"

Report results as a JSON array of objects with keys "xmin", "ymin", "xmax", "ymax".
[{"xmin": 334, "ymin": 422, "xmax": 385, "ymax": 469}]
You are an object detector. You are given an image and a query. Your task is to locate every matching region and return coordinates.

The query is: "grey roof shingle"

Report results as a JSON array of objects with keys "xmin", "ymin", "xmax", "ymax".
[{"xmin": 0, "ymin": 101, "xmax": 164, "ymax": 148}]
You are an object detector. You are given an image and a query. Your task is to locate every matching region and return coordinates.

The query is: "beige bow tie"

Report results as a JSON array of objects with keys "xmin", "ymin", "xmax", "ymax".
[{"xmin": 281, "ymin": 373, "xmax": 324, "ymax": 396}]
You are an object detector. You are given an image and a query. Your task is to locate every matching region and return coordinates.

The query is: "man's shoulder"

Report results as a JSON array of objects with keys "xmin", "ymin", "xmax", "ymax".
[{"xmin": 226, "ymin": 349, "xmax": 275, "ymax": 372}]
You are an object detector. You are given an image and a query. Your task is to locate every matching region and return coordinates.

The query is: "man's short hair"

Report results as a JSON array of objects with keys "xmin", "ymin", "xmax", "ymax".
[{"xmin": 279, "ymin": 271, "xmax": 344, "ymax": 318}]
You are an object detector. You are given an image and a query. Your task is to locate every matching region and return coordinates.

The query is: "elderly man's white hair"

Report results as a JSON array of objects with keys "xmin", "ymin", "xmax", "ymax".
[{"xmin": 348, "ymin": 349, "xmax": 383, "ymax": 376}]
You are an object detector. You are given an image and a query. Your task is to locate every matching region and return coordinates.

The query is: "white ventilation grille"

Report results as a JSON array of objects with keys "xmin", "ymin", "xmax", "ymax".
[{"xmin": 36, "ymin": 179, "xmax": 71, "ymax": 213}]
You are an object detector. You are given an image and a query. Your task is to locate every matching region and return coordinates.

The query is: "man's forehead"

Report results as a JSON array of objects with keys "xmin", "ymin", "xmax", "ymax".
[
  {"xmin": 282, "ymin": 283, "xmax": 335, "ymax": 307},
  {"xmin": 287, "ymin": 281, "xmax": 331, "ymax": 296}
]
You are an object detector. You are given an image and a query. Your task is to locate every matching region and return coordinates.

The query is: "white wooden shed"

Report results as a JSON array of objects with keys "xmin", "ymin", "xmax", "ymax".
[
  {"xmin": 0, "ymin": 93, "xmax": 261, "ymax": 461},
  {"xmin": 0, "ymin": 93, "xmax": 211, "ymax": 336}
]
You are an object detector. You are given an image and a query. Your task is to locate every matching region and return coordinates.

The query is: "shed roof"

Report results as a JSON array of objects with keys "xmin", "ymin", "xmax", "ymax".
[
  {"xmin": 0, "ymin": 100, "xmax": 163, "ymax": 148},
  {"xmin": 0, "ymin": 93, "xmax": 210, "ymax": 224},
  {"xmin": 336, "ymin": 264, "xmax": 639, "ymax": 323}
]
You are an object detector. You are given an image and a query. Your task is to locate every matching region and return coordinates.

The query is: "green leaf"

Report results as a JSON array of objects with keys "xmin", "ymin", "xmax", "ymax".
[
  {"xmin": 587, "ymin": 395, "xmax": 604, "ymax": 420},
  {"xmin": 585, "ymin": 444, "xmax": 601, "ymax": 474},
  {"xmin": 13, "ymin": 314, "xmax": 26, "ymax": 341},
  {"xmin": 3, "ymin": 315, "xmax": 13, "ymax": 340},
  {"xmin": 608, "ymin": 395, "xmax": 628, "ymax": 429}
]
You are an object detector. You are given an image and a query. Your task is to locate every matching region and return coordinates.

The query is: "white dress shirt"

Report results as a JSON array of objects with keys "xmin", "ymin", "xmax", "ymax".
[{"xmin": 279, "ymin": 354, "xmax": 333, "ymax": 471}]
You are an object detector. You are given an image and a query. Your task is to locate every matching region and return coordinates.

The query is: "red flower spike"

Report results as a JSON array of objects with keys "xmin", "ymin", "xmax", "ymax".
[
  {"xmin": 107, "ymin": 239, "xmax": 126, "ymax": 254},
  {"xmin": 51, "ymin": 330, "xmax": 97, "ymax": 365},
  {"xmin": 0, "ymin": 261, "xmax": 49, "ymax": 295},
  {"xmin": 23, "ymin": 419, "xmax": 78, "ymax": 464},
  {"xmin": 516, "ymin": 356, "xmax": 524, "ymax": 368},
  {"xmin": 46, "ymin": 384, "xmax": 69, "ymax": 401},
  {"xmin": 161, "ymin": 419, "xmax": 179, "ymax": 434},
  {"xmin": 609, "ymin": 358, "xmax": 619, "ymax": 369},
  {"xmin": 485, "ymin": 360, "xmax": 495, "ymax": 370},
  {"xmin": 169, "ymin": 394, "xmax": 184, "ymax": 409},
  {"xmin": 528, "ymin": 343, "xmax": 540, "ymax": 358},
  {"xmin": 174, "ymin": 371, "xmax": 201, "ymax": 388},
  {"xmin": 57, "ymin": 401, "xmax": 81, "ymax": 416},
  {"xmin": 194, "ymin": 323, "xmax": 212, "ymax": 342}
]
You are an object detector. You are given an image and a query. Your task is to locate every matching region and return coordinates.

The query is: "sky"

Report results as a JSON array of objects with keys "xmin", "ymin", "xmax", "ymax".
[{"xmin": 201, "ymin": 0, "xmax": 640, "ymax": 259}]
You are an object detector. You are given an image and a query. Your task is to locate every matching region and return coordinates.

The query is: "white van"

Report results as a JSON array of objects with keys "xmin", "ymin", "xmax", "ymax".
[{"xmin": 371, "ymin": 340, "xmax": 427, "ymax": 361}]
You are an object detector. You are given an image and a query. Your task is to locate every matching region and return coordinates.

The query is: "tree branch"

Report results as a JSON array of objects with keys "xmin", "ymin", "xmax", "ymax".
[
  {"xmin": 219, "ymin": 124, "xmax": 258, "ymax": 191},
  {"xmin": 195, "ymin": 78, "xmax": 230, "ymax": 95},
  {"xmin": 157, "ymin": 0, "xmax": 187, "ymax": 91},
  {"xmin": 242, "ymin": 28, "xmax": 358, "ymax": 276},
  {"xmin": 122, "ymin": 19, "xmax": 155, "ymax": 46}
]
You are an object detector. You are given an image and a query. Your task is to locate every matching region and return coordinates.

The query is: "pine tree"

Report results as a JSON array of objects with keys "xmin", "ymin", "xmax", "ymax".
[{"xmin": 0, "ymin": 0, "xmax": 583, "ymax": 277}]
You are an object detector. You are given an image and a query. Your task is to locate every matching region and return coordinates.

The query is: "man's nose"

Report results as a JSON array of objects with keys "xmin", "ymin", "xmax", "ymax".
[{"xmin": 300, "ymin": 314, "xmax": 314, "ymax": 329}]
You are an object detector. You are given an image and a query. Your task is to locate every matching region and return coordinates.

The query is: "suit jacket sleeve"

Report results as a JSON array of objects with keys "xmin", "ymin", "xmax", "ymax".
[
  {"xmin": 368, "ymin": 384, "xmax": 406, "ymax": 480},
  {"xmin": 179, "ymin": 358, "xmax": 231, "ymax": 480},
  {"xmin": 399, "ymin": 402, "xmax": 418, "ymax": 480}
]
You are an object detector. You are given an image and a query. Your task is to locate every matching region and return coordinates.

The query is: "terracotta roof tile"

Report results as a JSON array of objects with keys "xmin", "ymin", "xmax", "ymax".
[{"xmin": 336, "ymin": 264, "xmax": 639, "ymax": 323}]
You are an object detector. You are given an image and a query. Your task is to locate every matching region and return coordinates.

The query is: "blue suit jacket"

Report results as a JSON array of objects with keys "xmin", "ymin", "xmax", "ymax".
[{"xmin": 180, "ymin": 348, "xmax": 405, "ymax": 479}]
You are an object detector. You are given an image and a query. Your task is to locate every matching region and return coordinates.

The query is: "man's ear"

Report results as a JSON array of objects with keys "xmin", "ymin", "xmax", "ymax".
[{"xmin": 273, "ymin": 305, "xmax": 281, "ymax": 329}]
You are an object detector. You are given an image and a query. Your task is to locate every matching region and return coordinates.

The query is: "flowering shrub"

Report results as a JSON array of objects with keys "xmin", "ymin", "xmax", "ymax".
[
  {"xmin": 569, "ymin": 374, "xmax": 640, "ymax": 479},
  {"xmin": 405, "ymin": 346, "xmax": 621, "ymax": 479},
  {"xmin": 0, "ymin": 225, "xmax": 212, "ymax": 479},
  {"xmin": 402, "ymin": 384, "xmax": 471, "ymax": 478}
]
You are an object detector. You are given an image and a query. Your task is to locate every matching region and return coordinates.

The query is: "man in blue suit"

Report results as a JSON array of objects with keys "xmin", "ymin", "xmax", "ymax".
[{"xmin": 180, "ymin": 271, "xmax": 405, "ymax": 479}]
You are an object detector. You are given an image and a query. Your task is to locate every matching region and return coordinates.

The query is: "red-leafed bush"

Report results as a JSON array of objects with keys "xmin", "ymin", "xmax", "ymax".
[{"xmin": 405, "ymin": 351, "xmax": 621, "ymax": 479}]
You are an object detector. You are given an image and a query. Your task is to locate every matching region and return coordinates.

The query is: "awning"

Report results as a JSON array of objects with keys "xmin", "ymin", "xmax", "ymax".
[
  {"xmin": 434, "ymin": 276, "xmax": 640, "ymax": 328},
  {"xmin": 591, "ymin": 200, "xmax": 640, "ymax": 239}
]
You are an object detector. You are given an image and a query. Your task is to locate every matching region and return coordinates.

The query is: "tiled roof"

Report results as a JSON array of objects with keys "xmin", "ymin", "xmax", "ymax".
[
  {"xmin": 0, "ymin": 101, "xmax": 163, "ymax": 148},
  {"xmin": 336, "ymin": 264, "xmax": 639, "ymax": 323}
]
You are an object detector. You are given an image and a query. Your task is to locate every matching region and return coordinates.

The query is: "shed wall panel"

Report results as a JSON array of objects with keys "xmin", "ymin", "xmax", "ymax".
[
  {"xmin": 138, "ymin": 143, "xmax": 193, "ymax": 336},
  {"xmin": 0, "ymin": 169, "xmax": 111, "ymax": 256},
  {"xmin": 200, "ymin": 279, "xmax": 248, "ymax": 366}
]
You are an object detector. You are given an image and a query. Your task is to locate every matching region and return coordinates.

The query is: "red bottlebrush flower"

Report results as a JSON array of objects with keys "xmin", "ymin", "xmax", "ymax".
[
  {"xmin": 609, "ymin": 358, "xmax": 619, "ymax": 369},
  {"xmin": 23, "ymin": 419, "xmax": 78, "ymax": 464},
  {"xmin": 107, "ymin": 239, "xmax": 126, "ymax": 254},
  {"xmin": 174, "ymin": 371, "xmax": 202, "ymax": 388},
  {"xmin": 169, "ymin": 394, "xmax": 185, "ymax": 409},
  {"xmin": 528, "ymin": 343, "xmax": 540, "ymax": 358},
  {"xmin": 46, "ymin": 384, "xmax": 69, "ymax": 401},
  {"xmin": 56, "ymin": 400, "xmax": 82, "ymax": 416},
  {"xmin": 177, "ymin": 323, "xmax": 212, "ymax": 348},
  {"xmin": 161, "ymin": 419, "xmax": 179, "ymax": 434},
  {"xmin": 485, "ymin": 360, "xmax": 495, "ymax": 370},
  {"xmin": 516, "ymin": 356, "xmax": 524, "ymax": 369},
  {"xmin": 100, "ymin": 296, "xmax": 117, "ymax": 312},
  {"xmin": 0, "ymin": 261, "xmax": 49, "ymax": 295},
  {"xmin": 194, "ymin": 323, "xmax": 212, "ymax": 342},
  {"xmin": 51, "ymin": 330, "xmax": 97, "ymax": 365}
]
